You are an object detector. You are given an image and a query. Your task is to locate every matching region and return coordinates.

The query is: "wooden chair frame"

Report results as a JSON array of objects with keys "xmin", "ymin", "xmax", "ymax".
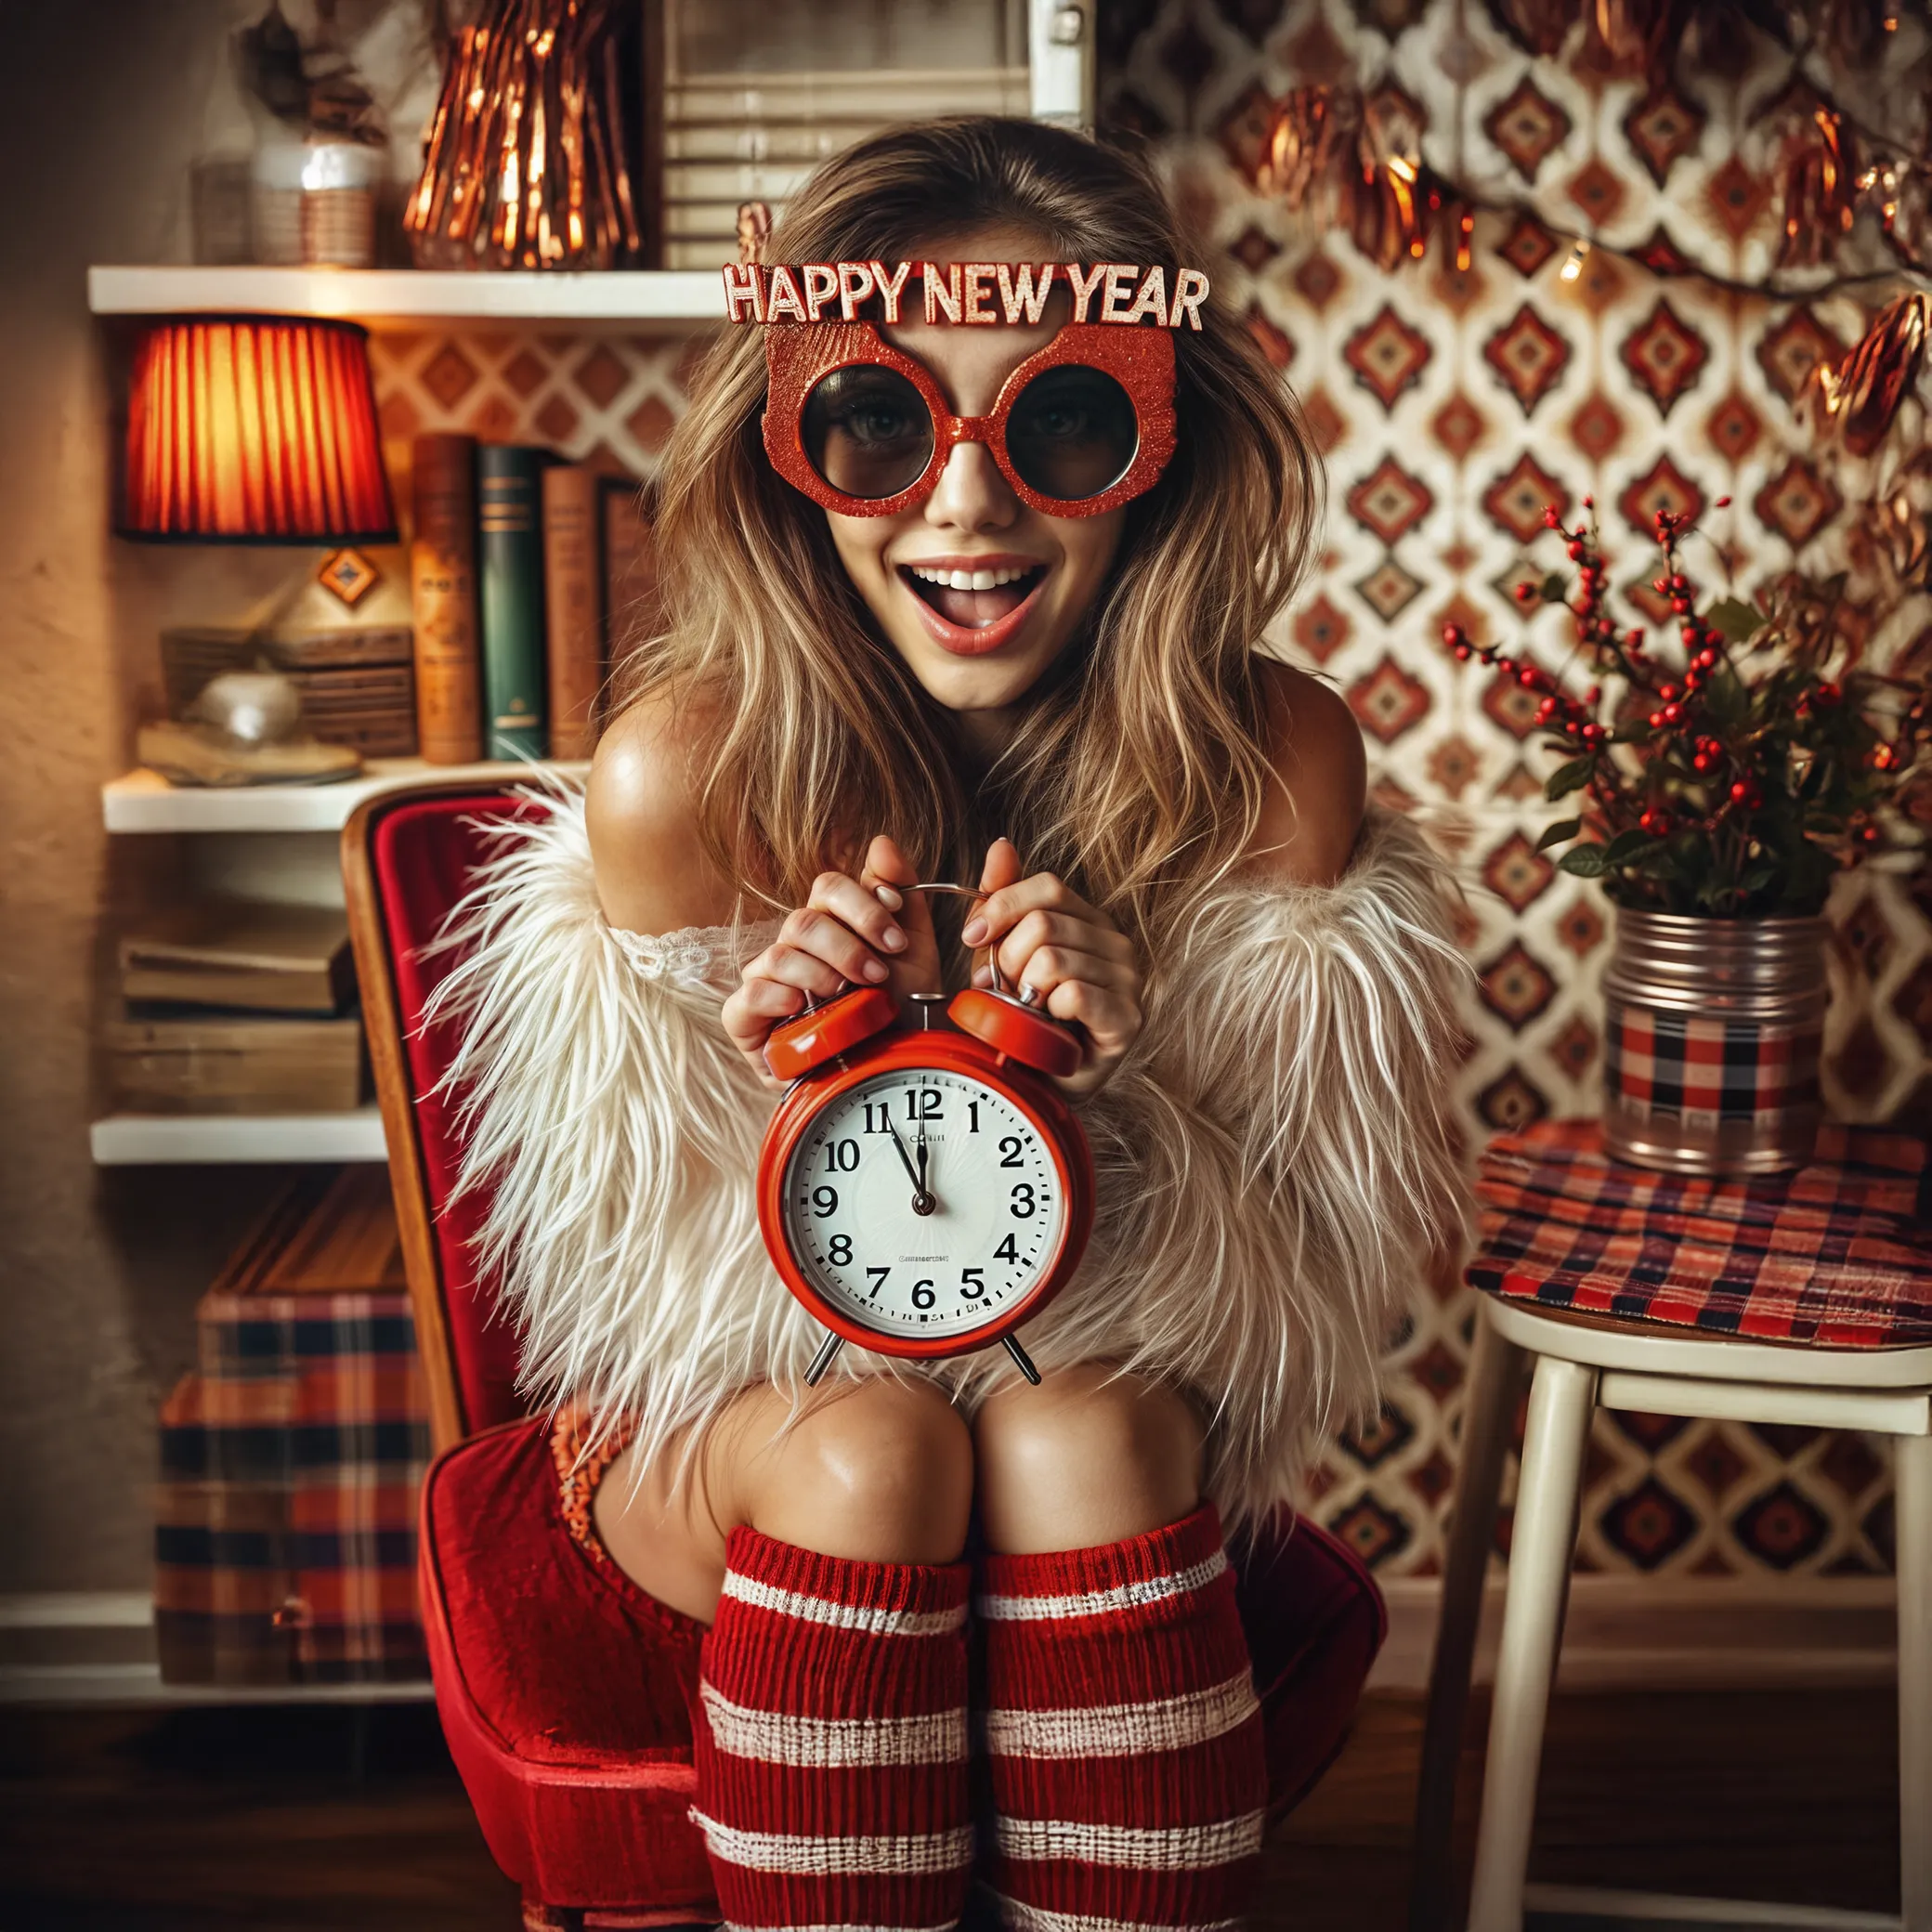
[{"xmin": 342, "ymin": 776, "xmax": 522, "ymax": 1454}]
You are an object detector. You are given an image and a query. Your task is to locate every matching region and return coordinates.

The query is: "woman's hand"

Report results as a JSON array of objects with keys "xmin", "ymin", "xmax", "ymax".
[
  {"xmin": 723, "ymin": 835, "xmax": 941, "ymax": 1080},
  {"xmin": 963, "ymin": 839, "xmax": 1142, "ymax": 1098}
]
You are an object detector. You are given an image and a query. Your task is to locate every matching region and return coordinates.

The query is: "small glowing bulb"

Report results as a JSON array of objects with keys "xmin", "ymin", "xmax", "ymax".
[{"xmin": 1560, "ymin": 239, "xmax": 1591, "ymax": 282}]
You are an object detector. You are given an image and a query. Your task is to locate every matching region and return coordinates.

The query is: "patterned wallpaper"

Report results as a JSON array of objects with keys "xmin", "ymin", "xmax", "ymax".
[
  {"xmin": 366, "ymin": 3, "xmax": 1928, "ymax": 1578},
  {"xmin": 1098, "ymin": 0, "xmax": 1929, "ymax": 1581}
]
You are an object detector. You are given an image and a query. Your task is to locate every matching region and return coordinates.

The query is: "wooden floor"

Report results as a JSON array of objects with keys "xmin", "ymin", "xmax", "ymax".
[{"xmin": 0, "ymin": 1689, "xmax": 1901, "ymax": 1930}]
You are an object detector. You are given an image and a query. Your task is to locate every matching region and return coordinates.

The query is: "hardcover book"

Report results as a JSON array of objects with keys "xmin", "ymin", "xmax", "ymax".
[
  {"xmin": 542, "ymin": 463, "xmax": 604, "ymax": 761},
  {"xmin": 410, "ymin": 433, "xmax": 483, "ymax": 764},
  {"xmin": 477, "ymin": 444, "xmax": 549, "ymax": 760},
  {"xmin": 118, "ymin": 900, "xmax": 355, "ymax": 1015}
]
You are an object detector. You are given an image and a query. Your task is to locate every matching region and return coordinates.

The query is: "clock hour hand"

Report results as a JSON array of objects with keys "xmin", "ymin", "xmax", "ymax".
[{"xmin": 885, "ymin": 1116, "xmax": 935, "ymax": 1214}]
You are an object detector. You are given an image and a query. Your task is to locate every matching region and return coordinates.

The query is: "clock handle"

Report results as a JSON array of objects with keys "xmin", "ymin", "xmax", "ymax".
[
  {"xmin": 804, "ymin": 1329, "xmax": 845, "ymax": 1386},
  {"xmin": 1003, "ymin": 1333, "xmax": 1042, "ymax": 1385}
]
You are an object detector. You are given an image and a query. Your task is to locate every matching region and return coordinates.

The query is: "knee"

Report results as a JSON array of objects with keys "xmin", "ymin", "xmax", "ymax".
[
  {"xmin": 974, "ymin": 1364, "xmax": 1205, "ymax": 1554},
  {"xmin": 736, "ymin": 1375, "xmax": 974, "ymax": 1566}
]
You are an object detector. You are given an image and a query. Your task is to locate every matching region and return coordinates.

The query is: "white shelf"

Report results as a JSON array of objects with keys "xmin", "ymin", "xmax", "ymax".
[
  {"xmin": 88, "ymin": 265, "xmax": 726, "ymax": 325},
  {"xmin": 90, "ymin": 1106, "xmax": 388, "ymax": 1166},
  {"xmin": 0, "ymin": 1661, "xmax": 432, "ymax": 1706},
  {"xmin": 102, "ymin": 756, "xmax": 586, "ymax": 833}
]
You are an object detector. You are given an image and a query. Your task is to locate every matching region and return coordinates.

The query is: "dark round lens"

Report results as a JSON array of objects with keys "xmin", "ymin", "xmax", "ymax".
[
  {"xmin": 1003, "ymin": 364, "xmax": 1139, "ymax": 503},
  {"xmin": 801, "ymin": 365, "xmax": 934, "ymax": 501}
]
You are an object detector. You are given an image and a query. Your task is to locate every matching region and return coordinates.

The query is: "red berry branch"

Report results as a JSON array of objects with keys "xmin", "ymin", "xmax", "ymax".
[{"xmin": 1442, "ymin": 500, "xmax": 1930, "ymax": 917}]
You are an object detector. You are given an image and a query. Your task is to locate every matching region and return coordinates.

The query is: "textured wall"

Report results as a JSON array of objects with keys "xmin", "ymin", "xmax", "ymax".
[
  {"xmin": 0, "ymin": 0, "xmax": 337, "ymax": 1593},
  {"xmin": 1097, "ymin": 0, "xmax": 1930, "ymax": 1579}
]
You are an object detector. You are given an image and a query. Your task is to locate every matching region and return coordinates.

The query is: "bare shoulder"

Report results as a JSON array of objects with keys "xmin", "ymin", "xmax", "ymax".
[
  {"xmin": 586, "ymin": 694, "xmax": 738, "ymax": 933},
  {"xmin": 1244, "ymin": 658, "xmax": 1367, "ymax": 887}
]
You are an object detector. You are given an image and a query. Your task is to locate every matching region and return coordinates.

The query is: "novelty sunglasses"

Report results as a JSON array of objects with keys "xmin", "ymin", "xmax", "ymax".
[{"xmin": 763, "ymin": 321, "xmax": 1177, "ymax": 519}]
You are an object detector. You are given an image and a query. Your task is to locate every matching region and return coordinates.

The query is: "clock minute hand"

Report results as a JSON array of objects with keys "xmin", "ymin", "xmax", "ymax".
[{"xmin": 884, "ymin": 1116, "xmax": 934, "ymax": 1212}]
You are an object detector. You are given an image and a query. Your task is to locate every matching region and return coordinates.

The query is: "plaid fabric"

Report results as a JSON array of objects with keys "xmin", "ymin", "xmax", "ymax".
[
  {"xmin": 1468, "ymin": 1120, "xmax": 1932, "ymax": 1348},
  {"xmin": 1603, "ymin": 1000, "xmax": 1821, "ymax": 1129},
  {"xmin": 155, "ymin": 1283, "xmax": 431, "ymax": 1686}
]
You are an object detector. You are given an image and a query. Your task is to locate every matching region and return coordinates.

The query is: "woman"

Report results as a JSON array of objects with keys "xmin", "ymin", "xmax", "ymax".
[{"xmin": 444, "ymin": 117, "xmax": 1466, "ymax": 1932}]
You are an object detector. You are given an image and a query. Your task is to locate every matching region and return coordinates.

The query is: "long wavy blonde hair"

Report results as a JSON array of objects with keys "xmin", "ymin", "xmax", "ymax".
[{"xmin": 622, "ymin": 117, "xmax": 1321, "ymax": 956}]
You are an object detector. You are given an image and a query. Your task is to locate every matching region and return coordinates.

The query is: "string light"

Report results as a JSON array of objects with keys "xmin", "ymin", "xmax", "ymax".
[{"xmin": 1560, "ymin": 238, "xmax": 1591, "ymax": 282}]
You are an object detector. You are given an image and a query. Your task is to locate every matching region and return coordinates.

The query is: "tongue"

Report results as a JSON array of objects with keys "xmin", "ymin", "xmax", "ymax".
[{"xmin": 927, "ymin": 578, "xmax": 1032, "ymax": 629}]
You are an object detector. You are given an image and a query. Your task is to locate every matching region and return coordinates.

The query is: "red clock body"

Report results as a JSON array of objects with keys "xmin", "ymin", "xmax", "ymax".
[{"xmin": 756, "ymin": 1013, "xmax": 1093, "ymax": 1367}]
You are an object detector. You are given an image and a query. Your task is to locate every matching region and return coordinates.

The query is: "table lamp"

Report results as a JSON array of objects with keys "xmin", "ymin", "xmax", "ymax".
[{"xmin": 119, "ymin": 316, "xmax": 405, "ymax": 785}]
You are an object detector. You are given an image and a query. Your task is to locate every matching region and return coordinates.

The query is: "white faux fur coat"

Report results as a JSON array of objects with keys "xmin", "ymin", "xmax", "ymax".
[{"xmin": 433, "ymin": 785, "xmax": 1469, "ymax": 1534}]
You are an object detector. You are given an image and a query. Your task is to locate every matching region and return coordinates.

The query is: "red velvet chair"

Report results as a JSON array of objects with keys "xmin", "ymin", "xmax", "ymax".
[{"xmin": 344, "ymin": 778, "xmax": 1390, "ymax": 1928}]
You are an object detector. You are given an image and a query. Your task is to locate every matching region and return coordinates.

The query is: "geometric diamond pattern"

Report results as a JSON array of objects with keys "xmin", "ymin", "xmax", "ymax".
[
  {"xmin": 1482, "ymin": 450, "xmax": 1569, "ymax": 543},
  {"xmin": 1619, "ymin": 299, "xmax": 1711, "ymax": 418},
  {"xmin": 1622, "ymin": 80, "xmax": 1706, "ymax": 187},
  {"xmin": 1096, "ymin": 0, "xmax": 1930, "ymax": 1588},
  {"xmin": 1483, "ymin": 303, "xmax": 1573, "ymax": 415},
  {"xmin": 1753, "ymin": 456, "xmax": 1845, "ymax": 551},
  {"xmin": 1346, "ymin": 456, "xmax": 1435, "ymax": 543},
  {"xmin": 1345, "ymin": 303, "xmax": 1433, "ymax": 411},
  {"xmin": 1483, "ymin": 74, "xmax": 1573, "ymax": 182}
]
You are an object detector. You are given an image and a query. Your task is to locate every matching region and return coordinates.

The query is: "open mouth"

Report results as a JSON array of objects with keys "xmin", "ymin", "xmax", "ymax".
[{"xmin": 899, "ymin": 561, "xmax": 1049, "ymax": 651}]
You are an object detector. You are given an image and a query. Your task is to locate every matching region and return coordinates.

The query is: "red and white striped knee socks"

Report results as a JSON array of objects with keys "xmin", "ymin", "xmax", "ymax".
[
  {"xmin": 977, "ymin": 1505, "xmax": 1267, "ymax": 1931},
  {"xmin": 691, "ymin": 1527, "xmax": 975, "ymax": 1932}
]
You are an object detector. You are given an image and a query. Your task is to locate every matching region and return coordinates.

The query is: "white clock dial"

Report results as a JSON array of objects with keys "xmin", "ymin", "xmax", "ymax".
[{"xmin": 781, "ymin": 1067, "xmax": 1066, "ymax": 1339}]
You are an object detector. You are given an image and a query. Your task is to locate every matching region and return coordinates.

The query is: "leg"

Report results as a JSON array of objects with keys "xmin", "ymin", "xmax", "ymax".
[
  {"xmin": 604, "ymin": 1377, "xmax": 978, "ymax": 1932},
  {"xmin": 1409, "ymin": 1302, "xmax": 1527, "ymax": 1932},
  {"xmin": 1898, "ymin": 1429, "xmax": 1932, "ymax": 1932},
  {"xmin": 1465, "ymin": 1353, "xmax": 1597, "ymax": 1932},
  {"xmin": 973, "ymin": 1367, "xmax": 1265, "ymax": 1929}
]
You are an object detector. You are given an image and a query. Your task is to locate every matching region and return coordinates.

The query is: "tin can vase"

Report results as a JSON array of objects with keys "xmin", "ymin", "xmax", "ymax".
[{"xmin": 1601, "ymin": 907, "xmax": 1829, "ymax": 1177}]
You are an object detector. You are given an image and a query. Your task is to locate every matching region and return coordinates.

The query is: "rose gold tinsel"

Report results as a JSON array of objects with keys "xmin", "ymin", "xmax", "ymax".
[{"xmin": 405, "ymin": 0, "xmax": 641, "ymax": 270}]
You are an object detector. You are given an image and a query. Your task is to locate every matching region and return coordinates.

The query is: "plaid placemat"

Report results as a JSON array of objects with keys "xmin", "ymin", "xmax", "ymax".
[{"xmin": 1468, "ymin": 1120, "xmax": 1932, "ymax": 1348}]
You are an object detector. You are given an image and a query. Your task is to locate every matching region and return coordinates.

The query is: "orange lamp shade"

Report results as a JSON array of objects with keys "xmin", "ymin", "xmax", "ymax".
[{"xmin": 121, "ymin": 317, "xmax": 396, "ymax": 542}]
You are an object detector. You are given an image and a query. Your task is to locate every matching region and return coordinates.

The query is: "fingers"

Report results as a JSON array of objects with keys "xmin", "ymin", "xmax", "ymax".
[
  {"xmin": 803, "ymin": 869, "xmax": 909, "ymax": 964},
  {"xmin": 978, "ymin": 836, "xmax": 1025, "ymax": 895},
  {"xmin": 1040, "ymin": 976, "xmax": 1142, "ymax": 1052},
  {"xmin": 986, "ymin": 907, "xmax": 1135, "ymax": 986},
  {"xmin": 961, "ymin": 868, "xmax": 1108, "ymax": 952}
]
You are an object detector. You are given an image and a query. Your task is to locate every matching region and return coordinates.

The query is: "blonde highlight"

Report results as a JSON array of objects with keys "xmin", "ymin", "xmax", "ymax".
[{"xmin": 618, "ymin": 117, "xmax": 1321, "ymax": 954}]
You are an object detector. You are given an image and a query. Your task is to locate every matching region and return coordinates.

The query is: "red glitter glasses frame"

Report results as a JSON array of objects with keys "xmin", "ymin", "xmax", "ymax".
[{"xmin": 762, "ymin": 320, "xmax": 1178, "ymax": 520}]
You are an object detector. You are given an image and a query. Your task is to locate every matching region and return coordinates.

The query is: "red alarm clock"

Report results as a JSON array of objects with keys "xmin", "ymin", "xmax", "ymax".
[{"xmin": 756, "ymin": 885, "xmax": 1094, "ymax": 1388}]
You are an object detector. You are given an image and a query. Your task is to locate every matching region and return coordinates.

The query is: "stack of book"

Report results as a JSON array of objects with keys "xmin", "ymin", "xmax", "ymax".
[
  {"xmin": 159, "ymin": 621, "xmax": 419, "ymax": 758},
  {"xmin": 410, "ymin": 434, "xmax": 659, "ymax": 765},
  {"xmin": 155, "ymin": 1167, "xmax": 431, "ymax": 1686},
  {"xmin": 107, "ymin": 900, "xmax": 364, "ymax": 1116}
]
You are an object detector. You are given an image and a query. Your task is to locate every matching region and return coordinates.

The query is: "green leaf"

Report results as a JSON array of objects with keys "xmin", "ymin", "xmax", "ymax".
[
  {"xmin": 1535, "ymin": 816, "xmax": 1583, "ymax": 852},
  {"xmin": 1704, "ymin": 596, "xmax": 1761, "ymax": 646},
  {"xmin": 1703, "ymin": 665, "xmax": 1749, "ymax": 732},
  {"xmin": 1545, "ymin": 756, "xmax": 1595, "ymax": 801},
  {"xmin": 1539, "ymin": 572, "xmax": 1567, "ymax": 603},
  {"xmin": 1602, "ymin": 829, "xmax": 1663, "ymax": 867},
  {"xmin": 1558, "ymin": 844, "xmax": 1612, "ymax": 878}
]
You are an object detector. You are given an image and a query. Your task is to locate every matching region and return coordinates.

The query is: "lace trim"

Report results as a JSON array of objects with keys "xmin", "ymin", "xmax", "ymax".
[
  {"xmin": 607, "ymin": 918, "xmax": 780, "ymax": 983},
  {"xmin": 550, "ymin": 1405, "xmax": 638, "ymax": 1574}
]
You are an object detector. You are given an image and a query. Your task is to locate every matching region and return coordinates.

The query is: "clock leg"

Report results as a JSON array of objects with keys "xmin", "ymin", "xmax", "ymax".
[
  {"xmin": 1002, "ymin": 1334, "xmax": 1042, "ymax": 1385},
  {"xmin": 805, "ymin": 1330, "xmax": 845, "ymax": 1386}
]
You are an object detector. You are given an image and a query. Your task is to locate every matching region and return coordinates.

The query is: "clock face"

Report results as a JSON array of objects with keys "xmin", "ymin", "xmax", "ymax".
[{"xmin": 780, "ymin": 1065, "xmax": 1066, "ymax": 1340}]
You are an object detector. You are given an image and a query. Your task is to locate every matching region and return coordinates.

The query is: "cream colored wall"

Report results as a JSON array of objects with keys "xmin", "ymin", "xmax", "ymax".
[{"xmin": 0, "ymin": 0, "xmax": 349, "ymax": 1591}]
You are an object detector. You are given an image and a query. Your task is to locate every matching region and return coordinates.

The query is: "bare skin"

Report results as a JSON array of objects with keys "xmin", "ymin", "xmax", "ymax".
[{"xmin": 588, "ymin": 224, "xmax": 1366, "ymax": 1623}]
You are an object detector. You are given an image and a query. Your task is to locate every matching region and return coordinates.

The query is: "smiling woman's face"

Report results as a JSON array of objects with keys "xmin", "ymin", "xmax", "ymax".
[{"xmin": 821, "ymin": 226, "xmax": 1130, "ymax": 722}]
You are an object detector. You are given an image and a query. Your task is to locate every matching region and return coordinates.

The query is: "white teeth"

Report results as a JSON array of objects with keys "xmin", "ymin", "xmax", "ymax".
[{"xmin": 907, "ymin": 564, "xmax": 1037, "ymax": 591}]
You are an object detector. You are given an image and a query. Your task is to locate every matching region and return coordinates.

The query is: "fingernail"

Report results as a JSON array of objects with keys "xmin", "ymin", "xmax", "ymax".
[
  {"xmin": 961, "ymin": 917, "xmax": 987, "ymax": 945},
  {"xmin": 873, "ymin": 884, "xmax": 903, "ymax": 909},
  {"xmin": 881, "ymin": 926, "xmax": 907, "ymax": 951},
  {"xmin": 863, "ymin": 959, "xmax": 889, "ymax": 982}
]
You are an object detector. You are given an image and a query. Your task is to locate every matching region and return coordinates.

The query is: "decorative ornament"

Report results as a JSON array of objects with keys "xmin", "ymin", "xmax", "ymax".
[
  {"xmin": 1815, "ymin": 291, "xmax": 1929, "ymax": 456},
  {"xmin": 405, "ymin": 0, "xmax": 642, "ymax": 270}
]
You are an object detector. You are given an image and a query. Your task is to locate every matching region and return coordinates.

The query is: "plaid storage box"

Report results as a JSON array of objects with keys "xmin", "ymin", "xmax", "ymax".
[
  {"xmin": 1467, "ymin": 1120, "xmax": 1932, "ymax": 1348},
  {"xmin": 155, "ymin": 1168, "xmax": 432, "ymax": 1685}
]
